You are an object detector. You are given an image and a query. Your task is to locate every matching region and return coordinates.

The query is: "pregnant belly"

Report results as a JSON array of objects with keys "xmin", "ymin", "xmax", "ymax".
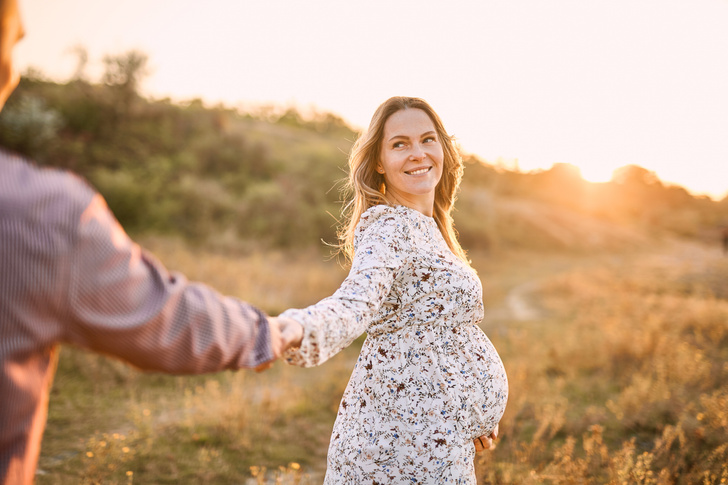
[
  {"xmin": 449, "ymin": 329, "xmax": 509, "ymax": 439},
  {"xmin": 354, "ymin": 324, "xmax": 508, "ymax": 441}
]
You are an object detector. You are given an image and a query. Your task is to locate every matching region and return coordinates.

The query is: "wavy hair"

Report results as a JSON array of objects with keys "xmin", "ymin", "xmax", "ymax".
[{"xmin": 338, "ymin": 96, "xmax": 467, "ymax": 263}]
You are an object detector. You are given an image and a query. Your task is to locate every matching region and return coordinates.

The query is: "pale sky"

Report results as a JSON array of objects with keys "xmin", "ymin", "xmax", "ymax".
[{"xmin": 14, "ymin": 0, "xmax": 728, "ymax": 199}]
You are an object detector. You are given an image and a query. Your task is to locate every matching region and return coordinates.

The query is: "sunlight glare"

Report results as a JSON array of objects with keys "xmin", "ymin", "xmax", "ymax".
[{"xmin": 578, "ymin": 163, "xmax": 616, "ymax": 183}]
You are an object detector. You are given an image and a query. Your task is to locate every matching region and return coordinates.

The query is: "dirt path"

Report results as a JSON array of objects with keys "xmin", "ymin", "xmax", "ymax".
[
  {"xmin": 483, "ymin": 239, "xmax": 728, "ymax": 335},
  {"xmin": 505, "ymin": 280, "xmax": 543, "ymax": 321}
]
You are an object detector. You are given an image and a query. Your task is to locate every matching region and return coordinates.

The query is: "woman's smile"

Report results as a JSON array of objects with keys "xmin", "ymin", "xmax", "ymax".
[
  {"xmin": 405, "ymin": 166, "xmax": 432, "ymax": 176},
  {"xmin": 377, "ymin": 108, "xmax": 444, "ymax": 216}
]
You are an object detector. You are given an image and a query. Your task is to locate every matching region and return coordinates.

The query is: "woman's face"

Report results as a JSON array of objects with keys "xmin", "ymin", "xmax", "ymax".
[{"xmin": 377, "ymin": 108, "xmax": 444, "ymax": 215}]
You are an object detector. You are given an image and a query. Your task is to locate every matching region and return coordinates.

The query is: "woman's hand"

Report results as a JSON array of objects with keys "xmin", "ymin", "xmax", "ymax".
[
  {"xmin": 473, "ymin": 423, "xmax": 499, "ymax": 453},
  {"xmin": 276, "ymin": 316, "xmax": 304, "ymax": 351},
  {"xmin": 255, "ymin": 316, "xmax": 304, "ymax": 372}
]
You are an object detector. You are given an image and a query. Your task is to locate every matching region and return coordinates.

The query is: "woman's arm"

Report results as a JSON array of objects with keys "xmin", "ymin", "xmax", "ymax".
[{"xmin": 280, "ymin": 206, "xmax": 410, "ymax": 367}]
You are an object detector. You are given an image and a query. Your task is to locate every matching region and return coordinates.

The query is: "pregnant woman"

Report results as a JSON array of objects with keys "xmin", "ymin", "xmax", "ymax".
[{"xmin": 278, "ymin": 96, "xmax": 508, "ymax": 484}]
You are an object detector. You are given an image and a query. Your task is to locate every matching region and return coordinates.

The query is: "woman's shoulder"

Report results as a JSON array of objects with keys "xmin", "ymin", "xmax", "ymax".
[
  {"xmin": 353, "ymin": 205, "xmax": 414, "ymax": 247},
  {"xmin": 356, "ymin": 204, "xmax": 397, "ymax": 228},
  {"xmin": 355, "ymin": 204, "xmax": 424, "ymax": 235}
]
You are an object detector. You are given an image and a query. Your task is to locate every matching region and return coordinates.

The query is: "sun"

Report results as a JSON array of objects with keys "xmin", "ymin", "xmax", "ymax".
[{"xmin": 577, "ymin": 163, "xmax": 616, "ymax": 184}]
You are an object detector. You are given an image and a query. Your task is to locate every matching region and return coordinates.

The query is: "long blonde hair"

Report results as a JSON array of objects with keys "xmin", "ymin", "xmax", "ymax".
[{"xmin": 338, "ymin": 96, "xmax": 467, "ymax": 263}]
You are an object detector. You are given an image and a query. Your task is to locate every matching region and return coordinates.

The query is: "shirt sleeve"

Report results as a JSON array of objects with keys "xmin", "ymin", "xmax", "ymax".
[
  {"xmin": 63, "ymin": 194, "xmax": 273, "ymax": 373},
  {"xmin": 281, "ymin": 206, "xmax": 409, "ymax": 367}
]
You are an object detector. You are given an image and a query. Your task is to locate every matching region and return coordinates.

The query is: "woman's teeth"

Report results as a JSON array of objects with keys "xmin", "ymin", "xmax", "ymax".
[{"xmin": 407, "ymin": 167, "xmax": 430, "ymax": 175}]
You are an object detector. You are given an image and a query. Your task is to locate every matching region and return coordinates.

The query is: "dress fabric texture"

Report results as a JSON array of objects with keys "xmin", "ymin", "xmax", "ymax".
[
  {"xmin": 282, "ymin": 204, "xmax": 508, "ymax": 484},
  {"xmin": 0, "ymin": 150, "xmax": 273, "ymax": 485}
]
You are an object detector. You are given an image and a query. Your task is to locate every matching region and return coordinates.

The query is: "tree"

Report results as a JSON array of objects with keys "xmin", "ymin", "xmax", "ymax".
[
  {"xmin": 68, "ymin": 45, "xmax": 89, "ymax": 82},
  {"xmin": 102, "ymin": 50, "xmax": 149, "ymax": 94}
]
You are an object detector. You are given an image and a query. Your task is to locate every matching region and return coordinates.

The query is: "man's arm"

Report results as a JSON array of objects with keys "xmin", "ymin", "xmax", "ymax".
[{"xmin": 62, "ymin": 194, "xmax": 275, "ymax": 373}]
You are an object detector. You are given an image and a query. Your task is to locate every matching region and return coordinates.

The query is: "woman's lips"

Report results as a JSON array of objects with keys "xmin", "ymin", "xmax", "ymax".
[{"xmin": 405, "ymin": 166, "xmax": 432, "ymax": 175}]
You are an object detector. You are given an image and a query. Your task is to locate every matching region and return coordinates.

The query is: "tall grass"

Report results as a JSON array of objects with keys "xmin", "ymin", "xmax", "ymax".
[
  {"xmin": 476, "ymin": 242, "xmax": 728, "ymax": 484},
  {"xmin": 37, "ymin": 239, "xmax": 727, "ymax": 484}
]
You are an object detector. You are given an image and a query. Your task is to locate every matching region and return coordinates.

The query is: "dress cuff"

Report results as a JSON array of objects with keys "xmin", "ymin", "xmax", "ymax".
[{"xmin": 280, "ymin": 308, "xmax": 318, "ymax": 367}]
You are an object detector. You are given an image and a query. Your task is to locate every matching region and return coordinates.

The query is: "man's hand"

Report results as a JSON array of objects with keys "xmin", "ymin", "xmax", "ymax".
[
  {"xmin": 473, "ymin": 423, "xmax": 499, "ymax": 452},
  {"xmin": 254, "ymin": 316, "xmax": 304, "ymax": 372}
]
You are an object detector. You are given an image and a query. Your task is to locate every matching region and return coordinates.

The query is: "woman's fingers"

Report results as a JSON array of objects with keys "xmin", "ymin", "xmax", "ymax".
[
  {"xmin": 474, "ymin": 424, "xmax": 500, "ymax": 453},
  {"xmin": 279, "ymin": 317, "xmax": 304, "ymax": 350},
  {"xmin": 473, "ymin": 435, "xmax": 493, "ymax": 453}
]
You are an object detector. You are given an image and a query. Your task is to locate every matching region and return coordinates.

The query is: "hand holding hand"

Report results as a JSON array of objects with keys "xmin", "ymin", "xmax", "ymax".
[
  {"xmin": 473, "ymin": 423, "xmax": 499, "ymax": 453},
  {"xmin": 254, "ymin": 316, "xmax": 304, "ymax": 372},
  {"xmin": 276, "ymin": 316, "xmax": 304, "ymax": 352}
]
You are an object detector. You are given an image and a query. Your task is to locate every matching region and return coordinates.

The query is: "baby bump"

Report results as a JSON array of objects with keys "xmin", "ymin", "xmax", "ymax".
[
  {"xmin": 451, "ymin": 331, "xmax": 509, "ymax": 440},
  {"xmin": 355, "ymin": 327, "xmax": 508, "ymax": 440}
]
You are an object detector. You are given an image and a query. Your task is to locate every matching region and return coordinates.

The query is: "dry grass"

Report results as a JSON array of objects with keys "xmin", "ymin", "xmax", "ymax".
[
  {"xmin": 476, "ymin": 241, "xmax": 728, "ymax": 484},
  {"xmin": 138, "ymin": 236, "xmax": 349, "ymax": 314},
  {"xmin": 37, "ymin": 238, "xmax": 728, "ymax": 484}
]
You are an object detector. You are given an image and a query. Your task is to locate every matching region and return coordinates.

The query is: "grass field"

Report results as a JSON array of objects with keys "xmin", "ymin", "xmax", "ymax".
[{"xmin": 36, "ymin": 238, "xmax": 728, "ymax": 484}]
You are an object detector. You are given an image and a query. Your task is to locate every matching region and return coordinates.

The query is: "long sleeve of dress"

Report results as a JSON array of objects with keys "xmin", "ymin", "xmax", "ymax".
[{"xmin": 282, "ymin": 206, "xmax": 410, "ymax": 367}]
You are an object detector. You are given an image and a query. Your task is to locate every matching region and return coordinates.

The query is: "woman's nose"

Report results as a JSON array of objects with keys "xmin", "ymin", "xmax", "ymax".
[{"xmin": 410, "ymin": 144, "xmax": 426, "ymax": 160}]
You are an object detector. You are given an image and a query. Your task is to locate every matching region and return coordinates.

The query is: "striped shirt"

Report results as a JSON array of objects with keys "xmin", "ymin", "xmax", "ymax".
[{"xmin": 0, "ymin": 150, "xmax": 273, "ymax": 484}]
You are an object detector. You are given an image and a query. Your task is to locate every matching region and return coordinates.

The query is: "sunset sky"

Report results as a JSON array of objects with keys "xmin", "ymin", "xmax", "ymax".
[{"xmin": 14, "ymin": 0, "xmax": 728, "ymax": 199}]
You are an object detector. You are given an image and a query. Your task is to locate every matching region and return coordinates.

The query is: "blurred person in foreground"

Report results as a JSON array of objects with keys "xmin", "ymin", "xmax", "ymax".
[
  {"xmin": 0, "ymin": 1, "xmax": 302, "ymax": 483},
  {"xmin": 275, "ymin": 96, "xmax": 508, "ymax": 483}
]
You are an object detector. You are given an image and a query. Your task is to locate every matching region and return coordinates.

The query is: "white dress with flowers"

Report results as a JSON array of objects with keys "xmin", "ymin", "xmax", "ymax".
[{"xmin": 282, "ymin": 204, "xmax": 508, "ymax": 484}]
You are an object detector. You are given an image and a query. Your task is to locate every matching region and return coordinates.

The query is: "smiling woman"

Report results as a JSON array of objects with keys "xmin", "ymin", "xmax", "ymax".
[{"xmin": 273, "ymin": 96, "xmax": 508, "ymax": 484}]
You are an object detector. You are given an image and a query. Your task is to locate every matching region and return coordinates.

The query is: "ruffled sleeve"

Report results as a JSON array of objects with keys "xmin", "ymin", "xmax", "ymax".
[{"xmin": 282, "ymin": 205, "xmax": 410, "ymax": 367}]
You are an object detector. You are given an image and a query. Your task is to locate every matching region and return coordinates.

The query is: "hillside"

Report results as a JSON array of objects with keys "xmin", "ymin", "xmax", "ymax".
[{"xmin": 1, "ymin": 56, "xmax": 726, "ymax": 253}]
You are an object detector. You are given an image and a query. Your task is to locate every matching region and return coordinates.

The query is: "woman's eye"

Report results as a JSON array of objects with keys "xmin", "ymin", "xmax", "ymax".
[
  {"xmin": 423, "ymin": 136, "xmax": 436, "ymax": 143},
  {"xmin": 393, "ymin": 142, "xmax": 405, "ymax": 148}
]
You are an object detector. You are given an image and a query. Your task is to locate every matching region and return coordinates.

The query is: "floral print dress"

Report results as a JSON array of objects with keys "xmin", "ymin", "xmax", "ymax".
[{"xmin": 282, "ymin": 204, "xmax": 508, "ymax": 484}]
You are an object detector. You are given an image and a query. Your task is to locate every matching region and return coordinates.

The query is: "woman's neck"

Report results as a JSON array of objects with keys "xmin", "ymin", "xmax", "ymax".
[{"xmin": 384, "ymin": 193, "xmax": 434, "ymax": 218}]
